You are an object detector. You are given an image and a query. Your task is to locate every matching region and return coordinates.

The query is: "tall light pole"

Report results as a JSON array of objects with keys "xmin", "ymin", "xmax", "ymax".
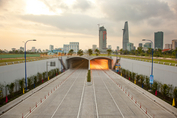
[
  {"xmin": 142, "ymin": 39, "xmax": 154, "ymax": 88},
  {"xmin": 24, "ymin": 39, "xmax": 36, "ymax": 91}
]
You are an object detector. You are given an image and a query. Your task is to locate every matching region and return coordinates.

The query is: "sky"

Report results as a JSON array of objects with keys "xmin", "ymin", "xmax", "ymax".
[{"xmin": 0, "ymin": 0, "xmax": 177, "ymax": 51}]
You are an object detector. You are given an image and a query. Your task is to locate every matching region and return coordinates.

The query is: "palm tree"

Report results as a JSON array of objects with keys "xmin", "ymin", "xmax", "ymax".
[
  {"xmin": 68, "ymin": 49, "xmax": 74, "ymax": 55},
  {"xmin": 88, "ymin": 49, "xmax": 93, "ymax": 56},
  {"xmin": 95, "ymin": 49, "xmax": 100, "ymax": 56},
  {"xmin": 77, "ymin": 49, "xmax": 83, "ymax": 56},
  {"xmin": 107, "ymin": 49, "xmax": 112, "ymax": 56}
]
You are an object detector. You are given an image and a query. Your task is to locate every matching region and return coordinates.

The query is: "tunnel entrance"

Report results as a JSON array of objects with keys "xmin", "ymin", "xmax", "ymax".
[
  {"xmin": 90, "ymin": 59, "xmax": 109, "ymax": 70},
  {"xmin": 67, "ymin": 57, "xmax": 88, "ymax": 69}
]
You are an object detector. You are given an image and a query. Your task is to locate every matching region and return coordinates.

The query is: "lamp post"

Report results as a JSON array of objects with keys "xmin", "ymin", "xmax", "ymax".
[
  {"xmin": 142, "ymin": 39, "xmax": 154, "ymax": 88},
  {"xmin": 24, "ymin": 39, "xmax": 36, "ymax": 91}
]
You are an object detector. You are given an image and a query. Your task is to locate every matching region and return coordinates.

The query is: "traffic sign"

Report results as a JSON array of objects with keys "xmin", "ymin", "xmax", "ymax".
[{"xmin": 150, "ymin": 75, "xmax": 154, "ymax": 84}]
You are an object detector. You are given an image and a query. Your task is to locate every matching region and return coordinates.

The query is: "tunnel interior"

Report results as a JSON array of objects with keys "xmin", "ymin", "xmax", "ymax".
[
  {"xmin": 67, "ymin": 58, "xmax": 88, "ymax": 69},
  {"xmin": 90, "ymin": 58, "xmax": 112, "ymax": 70}
]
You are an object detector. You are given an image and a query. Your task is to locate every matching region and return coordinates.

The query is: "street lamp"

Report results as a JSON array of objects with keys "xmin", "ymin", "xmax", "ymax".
[
  {"xmin": 142, "ymin": 39, "xmax": 154, "ymax": 88},
  {"xmin": 24, "ymin": 39, "xmax": 36, "ymax": 91}
]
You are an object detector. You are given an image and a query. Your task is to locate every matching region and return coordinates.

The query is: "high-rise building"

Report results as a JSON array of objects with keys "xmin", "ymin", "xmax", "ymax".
[
  {"xmin": 127, "ymin": 42, "xmax": 134, "ymax": 51},
  {"xmin": 139, "ymin": 43, "xmax": 143, "ymax": 48},
  {"xmin": 92, "ymin": 45, "xmax": 97, "ymax": 51},
  {"xmin": 172, "ymin": 39, "xmax": 177, "ymax": 50},
  {"xmin": 69, "ymin": 42, "xmax": 79, "ymax": 53},
  {"xmin": 122, "ymin": 21, "xmax": 129, "ymax": 50},
  {"xmin": 108, "ymin": 45, "xmax": 112, "ymax": 50},
  {"xmin": 154, "ymin": 31, "xmax": 163, "ymax": 49},
  {"xmin": 49, "ymin": 45, "xmax": 54, "ymax": 50},
  {"xmin": 164, "ymin": 44, "xmax": 172, "ymax": 49},
  {"xmin": 99, "ymin": 26, "xmax": 107, "ymax": 52}
]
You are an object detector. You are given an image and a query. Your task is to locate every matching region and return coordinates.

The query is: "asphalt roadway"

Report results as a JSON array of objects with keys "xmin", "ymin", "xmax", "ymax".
[{"xmin": 0, "ymin": 62, "xmax": 176, "ymax": 118}]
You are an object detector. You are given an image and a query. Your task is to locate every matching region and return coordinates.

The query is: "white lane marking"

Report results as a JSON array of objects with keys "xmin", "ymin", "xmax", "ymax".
[
  {"xmin": 103, "ymin": 70, "xmax": 151, "ymax": 118},
  {"xmin": 99, "ymin": 71, "xmax": 125, "ymax": 118},
  {"xmin": 92, "ymin": 71, "xmax": 99, "ymax": 118},
  {"xmin": 50, "ymin": 70, "xmax": 83, "ymax": 118},
  {"xmin": 77, "ymin": 74, "xmax": 87, "ymax": 118},
  {"xmin": 109, "ymin": 70, "xmax": 176, "ymax": 118},
  {"xmin": 24, "ymin": 70, "xmax": 76, "ymax": 118}
]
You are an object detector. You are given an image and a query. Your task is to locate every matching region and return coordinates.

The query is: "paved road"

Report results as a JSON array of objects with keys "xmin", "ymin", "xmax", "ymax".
[{"xmin": 1, "ymin": 61, "xmax": 176, "ymax": 118}]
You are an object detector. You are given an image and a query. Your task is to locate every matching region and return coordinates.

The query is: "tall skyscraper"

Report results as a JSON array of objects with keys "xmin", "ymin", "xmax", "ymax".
[
  {"xmin": 122, "ymin": 21, "xmax": 129, "ymax": 50},
  {"xmin": 172, "ymin": 39, "xmax": 177, "ymax": 50},
  {"xmin": 99, "ymin": 26, "xmax": 107, "ymax": 52},
  {"xmin": 154, "ymin": 31, "xmax": 163, "ymax": 49}
]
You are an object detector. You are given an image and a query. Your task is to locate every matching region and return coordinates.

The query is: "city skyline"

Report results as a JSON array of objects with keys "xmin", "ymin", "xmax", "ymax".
[{"xmin": 0, "ymin": 0, "xmax": 177, "ymax": 50}]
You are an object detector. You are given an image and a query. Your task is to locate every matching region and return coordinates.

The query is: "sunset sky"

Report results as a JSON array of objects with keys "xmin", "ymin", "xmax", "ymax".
[{"xmin": 0, "ymin": 0, "xmax": 177, "ymax": 51}]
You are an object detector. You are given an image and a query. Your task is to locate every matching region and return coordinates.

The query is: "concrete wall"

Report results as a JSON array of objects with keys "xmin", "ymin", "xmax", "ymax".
[
  {"xmin": 0, "ymin": 57, "xmax": 67, "ymax": 85},
  {"xmin": 119, "ymin": 58, "xmax": 177, "ymax": 87}
]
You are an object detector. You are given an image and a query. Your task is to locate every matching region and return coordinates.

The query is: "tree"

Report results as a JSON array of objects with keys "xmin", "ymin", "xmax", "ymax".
[
  {"xmin": 137, "ymin": 47, "xmax": 143, "ymax": 55},
  {"xmin": 88, "ymin": 49, "xmax": 93, "ymax": 56},
  {"xmin": 7, "ymin": 83, "xmax": 15, "ymax": 97},
  {"xmin": 19, "ymin": 78, "xmax": 24, "ymax": 91},
  {"xmin": 120, "ymin": 49, "xmax": 123, "ymax": 55},
  {"xmin": 28, "ymin": 77, "xmax": 32, "ymax": 89},
  {"xmin": 77, "ymin": 49, "xmax": 83, "ymax": 56},
  {"xmin": 95, "ymin": 49, "xmax": 100, "ymax": 56},
  {"xmin": 37, "ymin": 72, "xmax": 42, "ymax": 82},
  {"xmin": 68, "ymin": 49, "xmax": 74, "ymax": 55},
  {"xmin": 107, "ymin": 49, "xmax": 112, "ymax": 56}
]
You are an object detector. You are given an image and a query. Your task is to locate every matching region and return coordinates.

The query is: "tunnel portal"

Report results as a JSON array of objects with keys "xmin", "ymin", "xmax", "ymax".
[{"xmin": 66, "ymin": 56, "xmax": 113, "ymax": 69}]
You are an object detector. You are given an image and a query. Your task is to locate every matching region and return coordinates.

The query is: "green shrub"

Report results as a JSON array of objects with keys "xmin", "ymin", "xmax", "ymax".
[
  {"xmin": 161, "ymin": 84, "xmax": 170, "ymax": 98},
  {"xmin": 145, "ymin": 76, "xmax": 150, "ymax": 89},
  {"xmin": 152, "ymin": 81, "xmax": 159, "ymax": 93},
  {"xmin": 87, "ymin": 70, "xmax": 91, "ymax": 82}
]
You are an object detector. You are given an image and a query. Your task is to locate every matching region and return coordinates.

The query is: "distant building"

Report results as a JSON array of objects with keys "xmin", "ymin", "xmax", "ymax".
[
  {"xmin": 127, "ymin": 42, "xmax": 134, "ymax": 51},
  {"xmin": 133, "ymin": 46, "xmax": 136, "ymax": 50},
  {"xmin": 69, "ymin": 42, "xmax": 79, "ymax": 53},
  {"xmin": 92, "ymin": 45, "xmax": 97, "ymax": 52},
  {"xmin": 49, "ymin": 45, "xmax": 54, "ymax": 51},
  {"xmin": 48, "ymin": 49, "xmax": 63, "ymax": 55},
  {"xmin": 164, "ymin": 44, "xmax": 172, "ymax": 49},
  {"xmin": 12, "ymin": 48, "xmax": 16, "ymax": 51},
  {"xmin": 108, "ymin": 45, "xmax": 112, "ymax": 50},
  {"xmin": 172, "ymin": 39, "xmax": 177, "ymax": 50},
  {"xmin": 20, "ymin": 47, "xmax": 24, "ymax": 51},
  {"xmin": 122, "ymin": 21, "xmax": 129, "ymax": 50},
  {"xmin": 31, "ymin": 47, "xmax": 36, "ymax": 52},
  {"xmin": 99, "ymin": 26, "xmax": 107, "ymax": 52},
  {"xmin": 154, "ymin": 31, "xmax": 163, "ymax": 49},
  {"xmin": 144, "ymin": 42, "xmax": 151, "ymax": 49},
  {"xmin": 139, "ymin": 43, "xmax": 143, "ymax": 48},
  {"xmin": 63, "ymin": 44, "xmax": 70, "ymax": 53},
  {"xmin": 116, "ymin": 46, "xmax": 119, "ymax": 51}
]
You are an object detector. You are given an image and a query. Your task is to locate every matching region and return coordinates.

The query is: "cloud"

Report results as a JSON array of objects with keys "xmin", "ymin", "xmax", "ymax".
[
  {"xmin": 20, "ymin": 14, "xmax": 105, "ymax": 35},
  {"xmin": 72, "ymin": 0, "xmax": 92, "ymax": 11},
  {"xmin": 97, "ymin": 0, "xmax": 175, "ymax": 23}
]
